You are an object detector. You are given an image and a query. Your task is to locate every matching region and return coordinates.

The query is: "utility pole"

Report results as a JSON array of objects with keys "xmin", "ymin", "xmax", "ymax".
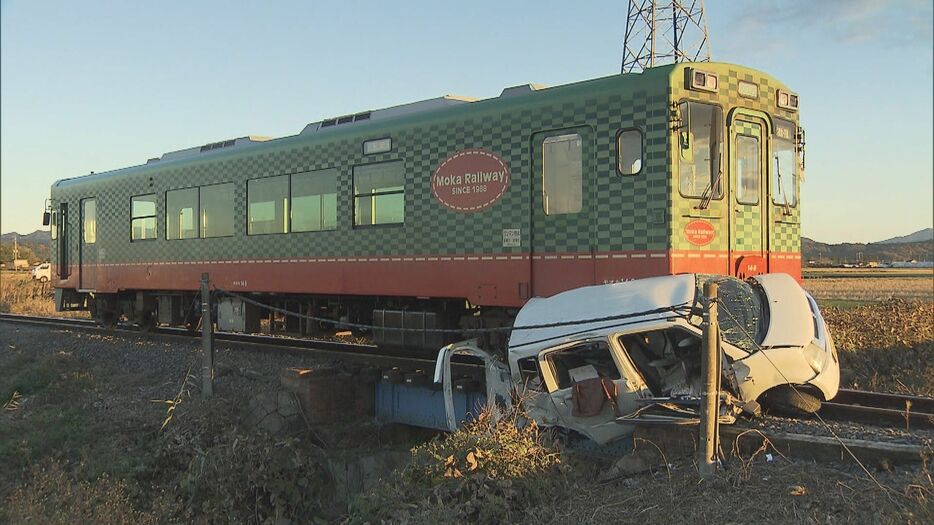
[
  {"xmin": 622, "ymin": 0, "xmax": 712, "ymax": 74},
  {"xmin": 201, "ymin": 273, "xmax": 214, "ymax": 397},
  {"xmin": 698, "ymin": 280, "xmax": 720, "ymax": 477}
]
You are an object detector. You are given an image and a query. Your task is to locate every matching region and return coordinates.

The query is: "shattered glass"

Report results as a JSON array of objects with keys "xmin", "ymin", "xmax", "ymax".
[{"xmin": 693, "ymin": 275, "xmax": 765, "ymax": 352}]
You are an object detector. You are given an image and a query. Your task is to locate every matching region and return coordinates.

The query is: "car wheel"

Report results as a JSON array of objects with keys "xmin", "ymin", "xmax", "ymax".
[{"xmin": 762, "ymin": 386, "xmax": 822, "ymax": 415}]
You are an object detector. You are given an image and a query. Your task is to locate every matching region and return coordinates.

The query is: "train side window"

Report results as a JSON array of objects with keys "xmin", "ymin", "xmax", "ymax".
[
  {"xmin": 542, "ymin": 133, "xmax": 582, "ymax": 215},
  {"xmin": 82, "ymin": 198, "xmax": 97, "ymax": 244},
  {"xmin": 50, "ymin": 208, "xmax": 57, "ymax": 240},
  {"xmin": 131, "ymin": 194, "xmax": 157, "ymax": 241},
  {"xmin": 166, "ymin": 188, "xmax": 199, "ymax": 240},
  {"xmin": 678, "ymin": 101, "xmax": 723, "ymax": 199},
  {"xmin": 248, "ymin": 175, "xmax": 288, "ymax": 235},
  {"xmin": 736, "ymin": 133, "xmax": 760, "ymax": 205},
  {"xmin": 292, "ymin": 168, "xmax": 338, "ymax": 232},
  {"xmin": 617, "ymin": 129, "xmax": 643, "ymax": 175},
  {"xmin": 201, "ymin": 183, "xmax": 235, "ymax": 238},
  {"xmin": 353, "ymin": 160, "xmax": 404, "ymax": 227}
]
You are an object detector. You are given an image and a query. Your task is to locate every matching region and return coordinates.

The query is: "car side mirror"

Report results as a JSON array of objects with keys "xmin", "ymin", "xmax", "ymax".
[{"xmin": 42, "ymin": 211, "xmax": 51, "ymax": 226}]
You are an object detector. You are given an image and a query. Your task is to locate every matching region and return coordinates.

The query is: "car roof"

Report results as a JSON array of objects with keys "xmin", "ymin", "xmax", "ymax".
[{"xmin": 508, "ymin": 274, "xmax": 697, "ymax": 359}]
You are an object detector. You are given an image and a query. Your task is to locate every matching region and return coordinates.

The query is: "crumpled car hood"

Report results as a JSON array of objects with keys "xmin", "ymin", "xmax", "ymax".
[{"xmin": 754, "ymin": 273, "xmax": 814, "ymax": 348}]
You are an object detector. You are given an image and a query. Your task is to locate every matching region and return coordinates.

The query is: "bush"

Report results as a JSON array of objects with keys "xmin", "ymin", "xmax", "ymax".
[{"xmin": 350, "ymin": 405, "xmax": 565, "ymax": 524}]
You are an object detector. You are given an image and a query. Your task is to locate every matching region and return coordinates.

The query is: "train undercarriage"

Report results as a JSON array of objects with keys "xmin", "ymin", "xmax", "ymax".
[{"xmin": 57, "ymin": 288, "xmax": 517, "ymax": 352}]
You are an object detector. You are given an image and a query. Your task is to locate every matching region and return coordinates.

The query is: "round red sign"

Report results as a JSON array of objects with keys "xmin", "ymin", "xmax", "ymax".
[
  {"xmin": 684, "ymin": 219, "xmax": 716, "ymax": 246},
  {"xmin": 431, "ymin": 148, "xmax": 510, "ymax": 213}
]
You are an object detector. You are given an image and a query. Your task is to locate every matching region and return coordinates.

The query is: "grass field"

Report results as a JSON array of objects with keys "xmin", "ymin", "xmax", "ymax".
[
  {"xmin": 802, "ymin": 267, "xmax": 933, "ymax": 304},
  {"xmin": 0, "ymin": 271, "xmax": 87, "ymax": 318}
]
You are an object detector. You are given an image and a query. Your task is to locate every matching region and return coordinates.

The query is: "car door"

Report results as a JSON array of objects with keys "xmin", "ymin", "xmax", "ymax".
[{"xmin": 537, "ymin": 337, "xmax": 647, "ymax": 444}]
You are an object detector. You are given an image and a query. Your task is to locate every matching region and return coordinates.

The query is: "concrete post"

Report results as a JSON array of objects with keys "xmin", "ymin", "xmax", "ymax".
[
  {"xmin": 698, "ymin": 281, "xmax": 719, "ymax": 477},
  {"xmin": 201, "ymin": 272, "xmax": 214, "ymax": 397}
]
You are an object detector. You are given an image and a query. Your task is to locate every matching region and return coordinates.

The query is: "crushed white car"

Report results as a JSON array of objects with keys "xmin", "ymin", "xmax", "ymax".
[{"xmin": 435, "ymin": 273, "xmax": 839, "ymax": 444}]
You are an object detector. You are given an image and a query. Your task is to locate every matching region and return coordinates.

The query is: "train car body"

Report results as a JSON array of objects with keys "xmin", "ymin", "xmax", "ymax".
[{"xmin": 47, "ymin": 62, "xmax": 804, "ymax": 342}]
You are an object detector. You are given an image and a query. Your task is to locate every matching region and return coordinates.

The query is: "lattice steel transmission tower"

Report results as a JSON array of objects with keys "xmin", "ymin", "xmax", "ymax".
[{"xmin": 621, "ymin": 0, "xmax": 712, "ymax": 73}]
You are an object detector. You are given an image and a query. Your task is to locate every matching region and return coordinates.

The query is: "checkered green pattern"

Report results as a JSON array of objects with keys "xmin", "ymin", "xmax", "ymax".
[
  {"xmin": 731, "ymin": 119, "xmax": 764, "ymax": 252},
  {"xmin": 50, "ymin": 68, "xmax": 674, "ymax": 267},
  {"xmin": 668, "ymin": 63, "xmax": 801, "ymax": 254},
  {"xmin": 49, "ymin": 63, "xmax": 800, "ymax": 271}
]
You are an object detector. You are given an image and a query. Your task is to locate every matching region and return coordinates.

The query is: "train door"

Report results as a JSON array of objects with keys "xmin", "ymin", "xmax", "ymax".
[
  {"xmin": 530, "ymin": 126, "xmax": 595, "ymax": 297},
  {"xmin": 56, "ymin": 203, "xmax": 70, "ymax": 279},
  {"xmin": 79, "ymin": 198, "xmax": 98, "ymax": 291},
  {"xmin": 728, "ymin": 112, "xmax": 768, "ymax": 278}
]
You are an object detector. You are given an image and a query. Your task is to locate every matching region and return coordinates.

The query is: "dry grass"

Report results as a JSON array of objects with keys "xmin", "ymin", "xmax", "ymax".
[
  {"xmin": 822, "ymin": 300, "xmax": 934, "ymax": 396},
  {"xmin": 805, "ymin": 276, "xmax": 934, "ymax": 302},
  {"xmin": 0, "ymin": 271, "xmax": 88, "ymax": 317}
]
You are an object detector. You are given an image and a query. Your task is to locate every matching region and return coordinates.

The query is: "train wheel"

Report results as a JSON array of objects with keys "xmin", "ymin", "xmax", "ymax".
[
  {"xmin": 138, "ymin": 309, "xmax": 158, "ymax": 332},
  {"xmin": 97, "ymin": 311, "xmax": 118, "ymax": 330},
  {"xmin": 762, "ymin": 386, "xmax": 822, "ymax": 415}
]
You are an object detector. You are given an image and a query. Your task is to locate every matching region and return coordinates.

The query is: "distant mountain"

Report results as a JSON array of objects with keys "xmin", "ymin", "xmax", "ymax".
[
  {"xmin": 803, "ymin": 237, "xmax": 933, "ymax": 265},
  {"xmin": 1, "ymin": 230, "xmax": 51, "ymax": 263},
  {"xmin": 876, "ymin": 228, "xmax": 934, "ymax": 245},
  {"xmin": 1, "ymin": 230, "xmax": 50, "ymax": 244}
]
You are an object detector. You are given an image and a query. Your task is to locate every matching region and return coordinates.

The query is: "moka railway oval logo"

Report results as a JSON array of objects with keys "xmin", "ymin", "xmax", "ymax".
[
  {"xmin": 432, "ymin": 148, "xmax": 510, "ymax": 213},
  {"xmin": 684, "ymin": 219, "xmax": 716, "ymax": 246}
]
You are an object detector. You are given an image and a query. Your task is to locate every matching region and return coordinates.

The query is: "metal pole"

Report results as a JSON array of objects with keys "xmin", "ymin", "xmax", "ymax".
[
  {"xmin": 201, "ymin": 272, "xmax": 214, "ymax": 397},
  {"xmin": 698, "ymin": 281, "xmax": 719, "ymax": 477}
]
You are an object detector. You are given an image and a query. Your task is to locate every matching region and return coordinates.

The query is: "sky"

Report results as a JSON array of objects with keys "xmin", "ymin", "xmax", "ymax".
[{"xmin": 1, "ymin": 0, "xmax": 932, "ymax": 244}]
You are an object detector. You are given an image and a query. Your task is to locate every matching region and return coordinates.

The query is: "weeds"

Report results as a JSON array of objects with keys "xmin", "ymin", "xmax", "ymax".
[
  {"xmin": 1, "ymin": 460, "xmax": 168, "ymax": 525},
  {"xmin": 350, "ymin": 403, "xmax": 566, "ymax": 524},
  {"xmin": 0, "ymin": 271, "xmax": 87, "ymax": 317}
]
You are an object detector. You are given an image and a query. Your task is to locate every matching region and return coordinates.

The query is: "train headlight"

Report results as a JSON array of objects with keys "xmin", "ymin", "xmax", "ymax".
[
  {"xmin": 777, "ymin": 89, "xmax": 799, "ymax": 111},
  {"xmin": 687, "ymin": 68, "xmax": 719, "ymax": 93}
]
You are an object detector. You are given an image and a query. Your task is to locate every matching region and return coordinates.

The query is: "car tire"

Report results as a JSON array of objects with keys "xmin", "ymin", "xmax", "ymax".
[{"xmin": 762, "ymin": 386, "xmax": 822, "ymax": 415}]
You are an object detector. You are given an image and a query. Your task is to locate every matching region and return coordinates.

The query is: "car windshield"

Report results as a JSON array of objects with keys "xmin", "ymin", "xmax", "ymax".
[{"xmin": 693, "ymin": 275, "xmax": 766, "ymax": 352}]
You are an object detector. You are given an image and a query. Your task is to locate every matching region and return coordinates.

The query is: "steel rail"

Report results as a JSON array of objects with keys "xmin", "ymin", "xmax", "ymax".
[{"xmin": 0, "ymin": 312, "xmax": 463, "ymax": 375}]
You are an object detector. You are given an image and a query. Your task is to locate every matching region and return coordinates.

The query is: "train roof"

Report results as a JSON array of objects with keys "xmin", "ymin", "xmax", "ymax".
[{"xmin": 52, "ymin": 61, "xmax": 785, "ymax": 190}]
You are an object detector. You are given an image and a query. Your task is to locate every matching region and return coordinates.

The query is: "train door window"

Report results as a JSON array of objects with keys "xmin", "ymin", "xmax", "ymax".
[
  {"xmin": 166, "ymin": 188, "xmax": 198, "ymax": 240},
  {"xmin": 678, "ymin": 101, "xmax": 723, "ymax": 198},
  {"xmin": 772, "ymin": 119, "xmax": 797, "ymax": 207},
  {"xmin": 58, "ymin": 203, "xmax": 69, "ymax": 278},
  {"xmin": 617, "ymin": 129, "xmax": 643, "ymax": 175},
  {"xmin": 542, "ymin": 133, "xmax": 582, "ymax": 215},
  {"xmin": 736, "ymin": 133, "xmax": 760, "ymax": 205},
  {"xmin": 131, "ymin": 194, "xmax": 157, "ymax": 241},
  {"xmin": 200, "ymin": 183, "xmax": 235, "ymax": 238},
  {"xmin": 248, "ymin": 175, "xmax": 288, "ymax": 235},
  {"xmin": 353, "ymin": 160, "xmax": 404, "ymax": 226},
  {"xmin": 542, "ymin": 340, "xmax": 620, "ymax": 391},
  {"xmin": 50, "ymin": 207, "xmax": 57, "ymax": 240},
  {"xmin": 82, "ymin": 199, "xmax": 97, "ymax": 244},
  {"xmin": 292, "ymin": 168, "xmax": 338, "ymax": 232}
]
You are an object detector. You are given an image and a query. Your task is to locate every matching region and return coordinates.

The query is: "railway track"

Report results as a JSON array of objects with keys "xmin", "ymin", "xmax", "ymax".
[
  {"xmin": 0, "ymin": 312, "xmax": 472, "ymax": 377},
  {"xmin": 3, "ymin": 312, "xmax": 932, "ymax": 429}
]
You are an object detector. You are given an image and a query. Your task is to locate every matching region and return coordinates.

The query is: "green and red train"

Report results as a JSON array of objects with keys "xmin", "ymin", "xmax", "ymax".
[{"xmin": 47, "ymin": 61, "xmax": 804, "ymax": 345}]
